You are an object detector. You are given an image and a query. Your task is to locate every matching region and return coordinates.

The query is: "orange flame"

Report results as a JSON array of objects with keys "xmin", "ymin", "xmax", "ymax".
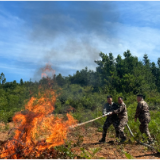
[
  {"xmin": 0, "ymin": 65, "xmax": 77, "ymax": 159},
  {"xmin": 41, "ymin": 63, "xmax": 55, "ymax": 78}
]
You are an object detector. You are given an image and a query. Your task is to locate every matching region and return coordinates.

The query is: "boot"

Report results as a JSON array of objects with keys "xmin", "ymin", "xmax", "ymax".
[
  {"xmin": 99, "ymin": 137, "xmax": 105, "ymax": 143},
  {"xmin": 99, "ymin": 132, "xmax": 106, "ymax": 143},
  {"xmin": 120, "ymin": 137, "xmax": 127, "ymax": 143},
  {"xmin": 148, "ymin": 138, "xmax": 154, "ymax": 145}
]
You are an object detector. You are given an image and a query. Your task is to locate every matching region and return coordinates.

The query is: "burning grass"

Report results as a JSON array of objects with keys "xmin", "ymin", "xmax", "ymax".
[{"xmin": 0, "ymin": 90, "xmax": 77, "ymax": 158}]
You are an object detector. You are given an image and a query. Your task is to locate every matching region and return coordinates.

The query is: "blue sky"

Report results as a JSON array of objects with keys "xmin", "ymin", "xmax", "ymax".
[{"xmin": 1, "ymin": 1, "xmax": 160, "ymax": 82}]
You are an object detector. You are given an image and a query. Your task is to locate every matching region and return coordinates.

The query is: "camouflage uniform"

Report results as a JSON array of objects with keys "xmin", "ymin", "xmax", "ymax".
[
  {"xmin": 102, "ymin": 102, "xmax": 120, "ymax": 139},
  {"xmin": 112, "ymin": 102, "xmax": 128, "ymax": 140},
  {"xmin": 134, "ymin": 99, "xmax": 152, "ymax": 140}
]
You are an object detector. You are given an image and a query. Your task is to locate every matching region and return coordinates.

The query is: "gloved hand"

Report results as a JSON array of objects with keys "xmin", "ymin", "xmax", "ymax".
[
  {"xmin": 104, "ymin": 112, "xmax": 113, "ymax": 116},
  {"xmin": 108, "ymin": 112, "xmax": 113, "ymax": 115}
]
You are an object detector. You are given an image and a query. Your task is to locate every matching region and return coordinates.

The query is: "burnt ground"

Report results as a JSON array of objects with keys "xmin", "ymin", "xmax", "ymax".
[{"xmin": 0, "ymin": 122, "xmax": 160, "ymax": 159}]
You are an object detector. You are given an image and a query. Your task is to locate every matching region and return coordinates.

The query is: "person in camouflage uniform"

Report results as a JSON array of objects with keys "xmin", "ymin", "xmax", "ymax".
[
  {"xmin": 109, "ymin": 97, "xmax": 128, "ymax": 142},
  {"xmin": 134, "ymin": 94, "xmax": 153, "ymax": 144},
  {"xmin": 99, "ymin": 95, "xmax": 119, "ymax": 143}
]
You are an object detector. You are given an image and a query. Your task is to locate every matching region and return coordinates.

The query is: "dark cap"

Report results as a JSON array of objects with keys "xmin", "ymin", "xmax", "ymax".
[
  {"xmin": 107, "ymin": 95, "xmax": 112, "ymax": 98},
  {"xmin": 137, "ymin": 94, "xmax": 143, "ymax": 97}
]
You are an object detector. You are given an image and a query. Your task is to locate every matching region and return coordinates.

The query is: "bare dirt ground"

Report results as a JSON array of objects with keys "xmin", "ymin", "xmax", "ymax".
[
  {"xmin": 67, "ymin": 126, "xmax": 160, "ymax": 159},
  {"xmin": 0, "ymin": 122, "xmax": 160, "ymax": 159}
]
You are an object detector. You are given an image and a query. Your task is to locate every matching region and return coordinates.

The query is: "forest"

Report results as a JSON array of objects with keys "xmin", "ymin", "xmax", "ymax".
[{"xmin": 0, "ymin": 50, "xmax": 160, "ymax": 158}]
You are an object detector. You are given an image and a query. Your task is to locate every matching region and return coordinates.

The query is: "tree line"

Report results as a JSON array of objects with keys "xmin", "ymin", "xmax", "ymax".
[
  {"xmin": 1, "ymin": 50, "xmax": 160, "ymax": 122},
  {"xmin": 56, "ymin": 50, "xmax": 160, "ymax": 95}
]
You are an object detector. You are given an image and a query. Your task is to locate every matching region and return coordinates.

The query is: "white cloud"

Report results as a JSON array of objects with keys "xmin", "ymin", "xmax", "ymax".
[
  {"xmin": 2, "ymin": 21, "xmax": 160, "ymax": 76},
  {"xmin": 1, "ymin": 2, "xmax": 160, "ymax": 82}
]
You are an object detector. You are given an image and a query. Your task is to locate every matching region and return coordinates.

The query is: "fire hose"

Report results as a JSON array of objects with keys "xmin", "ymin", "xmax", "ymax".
[
  {"xmin": 126, "ymin": 124, "xmax": 158, "ymax": 152},
  {"xmin": 69, "ymin": 112, "xmax": 110, "ymax": 128},
  {"xmin": 69, "ymin": 113, "xmax": 159, "ymax": 153}
]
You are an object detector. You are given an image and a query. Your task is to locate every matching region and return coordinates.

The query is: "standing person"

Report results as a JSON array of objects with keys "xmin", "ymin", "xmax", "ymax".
[
  {"xmin": 109, "ymin": 97, "xmax": 128, "ymax": 142},
  {"xmin": 99, "ymin": 95, "xmax": 119, "ymax": 143},
  {"xmin": 134, "ymin": 94, "xmax": 153, "ymax": 144}
]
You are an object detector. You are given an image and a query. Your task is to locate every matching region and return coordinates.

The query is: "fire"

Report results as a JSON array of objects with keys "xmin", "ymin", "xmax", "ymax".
[
  {"xmin": 0, "ymin": 64, "xmax": 77, "ymax": 159},
  {"xmin": 41, "ymin": 63, "xmax": 55, "ymax": 78}
]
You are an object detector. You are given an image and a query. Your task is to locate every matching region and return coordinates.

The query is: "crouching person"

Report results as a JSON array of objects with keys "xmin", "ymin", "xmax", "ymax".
[{"xmin": 99, "ymin": 95, "xmax": 120, "ymax": 143}]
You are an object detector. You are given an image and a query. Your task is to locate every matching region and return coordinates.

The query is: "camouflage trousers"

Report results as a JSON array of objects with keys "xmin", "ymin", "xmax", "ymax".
[
  {"xmin": 139, "ymin": 117, "xmax": 152, "ymax": 140},
  {"xmin": 117, "ymin": 118, "xmax": 128, "ymax": 139},
  {"xmin": 139, "ymin": 122, "xmax": 152, "ymax": 140},
  {"xmin": 102, "ymin": 118, "xmax": 119, "ymax": 138}
]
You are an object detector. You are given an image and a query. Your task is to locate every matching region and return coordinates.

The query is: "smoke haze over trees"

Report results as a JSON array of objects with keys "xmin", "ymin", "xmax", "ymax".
[
  {"xmin": 1, "ymin": 50, "xmax": 160, "ymax": 122},
  {"xmin": 1, "ymin": 1, "xmax": 160, "ymax": 82}
]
